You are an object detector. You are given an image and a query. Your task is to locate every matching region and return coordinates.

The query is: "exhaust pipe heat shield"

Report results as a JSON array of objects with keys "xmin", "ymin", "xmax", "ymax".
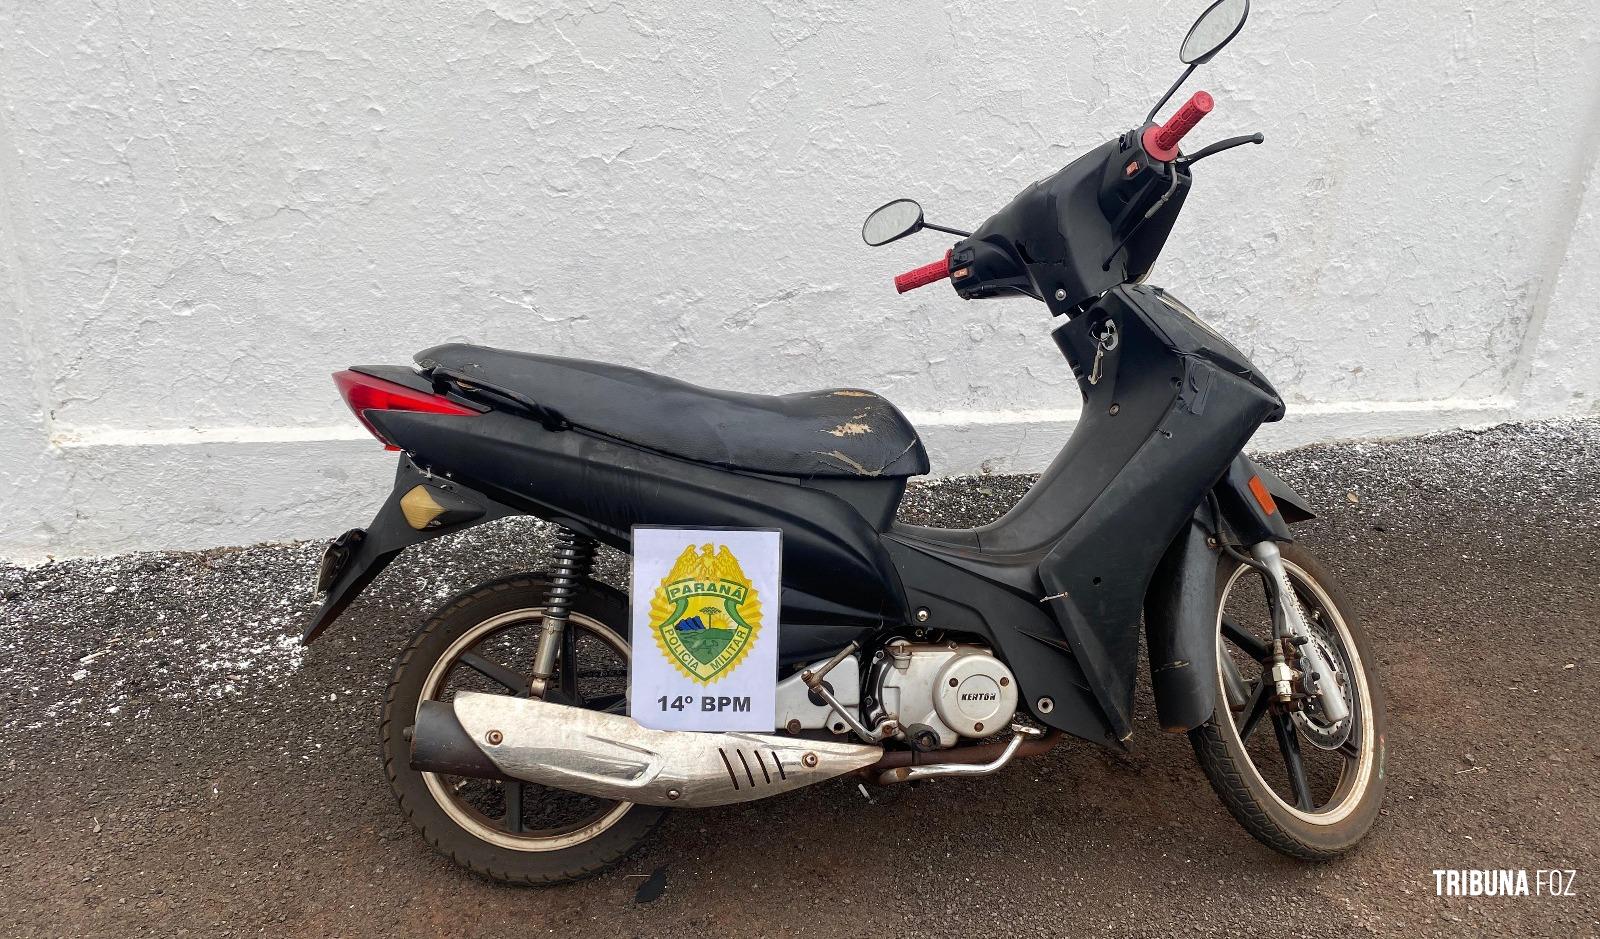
[{"xmin": 423, "ymin": 691, "xmax": 882, "ymax": 808}]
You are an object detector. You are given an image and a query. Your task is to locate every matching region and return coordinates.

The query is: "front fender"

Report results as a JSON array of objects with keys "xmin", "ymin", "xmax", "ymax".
[
  {"xmin": 1144, "ymin": 500, "xmax": 1224, "ymax": 733},
  {"xmin": 1144, "ymin": 456, "xmax": 1317, "ymax": 732},
  {"xmin": 303, "ymin": 457, "xmax": 516, "ymax": 643}
]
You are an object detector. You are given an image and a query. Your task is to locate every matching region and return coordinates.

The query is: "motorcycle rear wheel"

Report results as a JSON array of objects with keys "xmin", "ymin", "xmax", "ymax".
[
  {"xmin": 1189, "ymin": 542, "xmax": 1387, "ymax": 859},
  {"xmin": 381, "ymin": 574, "xmax": 667, "ymax": 884}
]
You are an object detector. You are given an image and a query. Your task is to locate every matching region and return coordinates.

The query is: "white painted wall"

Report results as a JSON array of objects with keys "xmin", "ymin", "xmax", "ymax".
[{"xmin": 2, "ymin": 1, "xmax": 1598, "ymax": 558}]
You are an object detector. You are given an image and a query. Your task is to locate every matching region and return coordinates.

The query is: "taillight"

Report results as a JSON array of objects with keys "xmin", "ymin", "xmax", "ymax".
[{"xmin": 333, "ymin": 369, "xmax": 478, "ymax": 450}]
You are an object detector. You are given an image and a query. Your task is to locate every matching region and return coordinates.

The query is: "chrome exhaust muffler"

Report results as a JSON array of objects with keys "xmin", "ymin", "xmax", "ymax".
[{"xmin": 410, "ymin": 691, "xmax": 882, "ymax": 808}]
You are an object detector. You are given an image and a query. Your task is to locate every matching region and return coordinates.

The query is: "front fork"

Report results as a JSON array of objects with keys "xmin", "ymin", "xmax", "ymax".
[{"xmin": 1250, "ymin": 541, "xmax": 1348, "ymax": 724}]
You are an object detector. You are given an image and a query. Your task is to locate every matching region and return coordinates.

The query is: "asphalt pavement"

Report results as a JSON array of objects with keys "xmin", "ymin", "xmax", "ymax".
[{"xmin": 1, "ymin": 419, "xmax": 1597, "ymax": 938}]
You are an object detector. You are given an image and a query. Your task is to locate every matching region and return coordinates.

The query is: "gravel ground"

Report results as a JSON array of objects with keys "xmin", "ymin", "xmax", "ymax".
[{"xmin": 1, "ymin": 419, "xmax": 1597, "ymax": 938}]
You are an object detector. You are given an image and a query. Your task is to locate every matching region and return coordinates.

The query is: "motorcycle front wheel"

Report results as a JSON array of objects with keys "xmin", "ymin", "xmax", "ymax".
[
  {"xmin": 380, "ymin": 574, "xmax": 667, "ymax": 884},
  {"xmin": 1189, "ymin": 542, "xmax": 1387, "ymax": 859}
]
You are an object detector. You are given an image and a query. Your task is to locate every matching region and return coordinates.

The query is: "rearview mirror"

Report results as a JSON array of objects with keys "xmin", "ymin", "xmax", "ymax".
[
  {"xmin": 862, "ymin": 199, "xmax": 925, "ymax": 246},
  {"xmin": 1180, "ymin": 0, "xmax": 1249, "ymax": 65}
]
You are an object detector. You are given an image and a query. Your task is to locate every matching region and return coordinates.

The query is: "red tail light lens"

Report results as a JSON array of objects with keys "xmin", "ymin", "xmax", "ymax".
[{"xmin": 333, "ymin": 369, "xmax": 478, "ymax": 450}]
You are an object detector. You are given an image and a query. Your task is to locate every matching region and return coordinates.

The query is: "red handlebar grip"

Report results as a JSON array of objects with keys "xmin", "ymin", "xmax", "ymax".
[
  {"xmin": 1143, "ymin": 90, "xmax": 1214, "ymax": 162},
  {"xmin": 895, "ymin": 250, "xmax": 953, "ymax": 294}
]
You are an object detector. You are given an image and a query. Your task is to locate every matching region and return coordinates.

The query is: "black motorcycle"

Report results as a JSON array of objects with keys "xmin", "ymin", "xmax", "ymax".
[{"xmin": 308, "ymin": 0, "xmax": 1386, "ymax": 883}]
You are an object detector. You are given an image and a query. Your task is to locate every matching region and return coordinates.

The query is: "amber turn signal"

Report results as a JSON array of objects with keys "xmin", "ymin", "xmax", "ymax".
[{"xmin": 1247, "ymin": 474, "xmax": 1278, "ymax": 516}]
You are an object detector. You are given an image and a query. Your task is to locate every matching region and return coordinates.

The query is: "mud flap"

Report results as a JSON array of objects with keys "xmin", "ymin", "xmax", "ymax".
[{"xmin": 302, "ymin": 458, "xmax": 515, "ymax": 643}]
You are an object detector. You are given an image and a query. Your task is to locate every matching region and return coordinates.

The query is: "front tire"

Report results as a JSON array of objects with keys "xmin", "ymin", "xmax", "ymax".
[
  {"xmin": 381, "ymin": 574, "xmax": 667, "ymax": 884},
  {"xmin": 1189, "ymin": 542, "xmax": 1387, "ymax": 859}
]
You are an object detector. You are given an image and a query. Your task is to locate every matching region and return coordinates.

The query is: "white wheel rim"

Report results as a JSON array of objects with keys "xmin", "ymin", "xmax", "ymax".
[
  {"xmin": 1216, "ymin": 560, "xmax": 1376, "ymax": 825},
  {"xmin": 419, "ymin": 608, "xmax": 635, "ymax": 852}
]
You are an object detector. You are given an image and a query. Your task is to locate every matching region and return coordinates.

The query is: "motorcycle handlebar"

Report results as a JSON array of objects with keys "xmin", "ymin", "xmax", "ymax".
[
  {"xmin": 895, "ymin": 250, "xmax": 953, "ymax": 294},
  {"xmin": 1143, "ymin": 90, "xmax": 1214, "ymax": 162}
]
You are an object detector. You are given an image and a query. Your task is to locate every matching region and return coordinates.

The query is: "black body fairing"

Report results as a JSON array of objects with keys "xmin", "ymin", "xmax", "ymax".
[
  {"xmin": 309, "ymin": 283, "xmax": 1303, "ymax": 747},
  {"xmin": 305, "ymin": 402, "xmax": 912, "ymax": 668},
  {"xmin": 951, "ymin": 134, "xmax": 1192, "ymax": 314},
  {"xmin": 886, "ymin": 285, "xmax": 1284, "ymax": 743}
]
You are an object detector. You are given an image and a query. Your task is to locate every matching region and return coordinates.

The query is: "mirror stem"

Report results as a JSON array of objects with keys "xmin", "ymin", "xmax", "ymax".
[
  {"xmin": 1145, "ymin": 63, "xmax": 1197, "ymax": 126},
  {"xmin": 922, "ymin": 222, "xmax": 973, "ymax": 238}
]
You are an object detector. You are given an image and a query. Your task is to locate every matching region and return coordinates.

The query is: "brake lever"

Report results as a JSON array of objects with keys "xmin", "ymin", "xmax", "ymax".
[{"xmin": 1178, "ymin": 132, "xmax": 1265, "ymax": 165}]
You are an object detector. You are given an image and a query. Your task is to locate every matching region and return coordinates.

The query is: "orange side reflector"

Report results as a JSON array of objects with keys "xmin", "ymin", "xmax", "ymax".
[{"xmin": 1248, "ymin": 475, "xmax": 1278, "ymax": 515}]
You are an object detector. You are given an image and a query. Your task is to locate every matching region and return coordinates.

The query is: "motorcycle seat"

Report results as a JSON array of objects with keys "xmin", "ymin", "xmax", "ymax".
[{"xmin": 415, "ymin": 343, "xmax": 930, "ymax": 479}]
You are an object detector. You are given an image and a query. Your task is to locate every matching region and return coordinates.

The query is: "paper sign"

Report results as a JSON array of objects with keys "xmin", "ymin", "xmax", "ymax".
[{"xmin": 629, "ymin": 527, "xmax": 782, "ymax": 732}]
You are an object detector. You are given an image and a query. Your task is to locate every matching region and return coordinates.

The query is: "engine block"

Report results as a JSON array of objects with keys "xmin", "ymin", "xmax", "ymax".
[{"xmin": 867, "ymin": 640, "xmax": 1019, "ymax": 749}]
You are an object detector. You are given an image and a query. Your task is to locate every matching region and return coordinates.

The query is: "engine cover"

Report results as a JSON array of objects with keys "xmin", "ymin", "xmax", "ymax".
[{"xmin": 868, "ymin": 641, "xmax": 1018, "ymax": 749}]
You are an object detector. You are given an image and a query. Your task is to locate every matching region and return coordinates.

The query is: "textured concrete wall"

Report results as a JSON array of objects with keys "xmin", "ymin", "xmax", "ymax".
[{"xmin": 3, "ymin": 1, "xmax": 1598, "ymax": 557}]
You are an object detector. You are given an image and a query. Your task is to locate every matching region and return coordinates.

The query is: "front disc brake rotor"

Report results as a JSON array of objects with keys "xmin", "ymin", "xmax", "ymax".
[{"xmin": 1293, "ymin": 622, "xmax": 1354, "ymax": 750}]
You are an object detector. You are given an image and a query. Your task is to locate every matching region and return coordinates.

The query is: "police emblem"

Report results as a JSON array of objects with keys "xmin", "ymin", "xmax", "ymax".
[{"xmin": 648, "ymin": 542, "xmax": 763, "ymax": 684}]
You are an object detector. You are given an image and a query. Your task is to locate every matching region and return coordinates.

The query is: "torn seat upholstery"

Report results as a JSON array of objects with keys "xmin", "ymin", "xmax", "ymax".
[{"xmin": 415, "ymin": 343, "xmax": 929, "ymax": 479}]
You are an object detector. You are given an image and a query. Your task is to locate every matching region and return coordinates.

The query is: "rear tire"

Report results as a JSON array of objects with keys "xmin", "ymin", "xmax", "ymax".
[
  {"xmin": 1189, "ymin": 542, "xmax": 1387, "ymax": 859},
  {"xmin": 381, "ymin": 574, "xmax": 667, "ymax": 884}
]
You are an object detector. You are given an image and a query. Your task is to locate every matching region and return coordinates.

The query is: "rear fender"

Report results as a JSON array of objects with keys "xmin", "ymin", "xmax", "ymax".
[
  {"xmin": 1143, "ymin": 455, "xmax": 1317, "ymax": 732},
  {"xmin": 303, "ymin": 457, "xmax": 516, "ymax": 643}
]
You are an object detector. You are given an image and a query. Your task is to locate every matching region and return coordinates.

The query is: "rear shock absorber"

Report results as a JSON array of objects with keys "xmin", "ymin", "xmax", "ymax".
[{"xmin": 529, "ymin": 526, "xmax": 597, "ymax": 698}]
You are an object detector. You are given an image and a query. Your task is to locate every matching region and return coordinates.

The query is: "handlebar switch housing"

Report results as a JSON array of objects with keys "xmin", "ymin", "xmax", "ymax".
[
  {"xmin": 1099, "ymin": 128, "xmax": 1164, "ymax": 221},
  {"xmin": 950, "ymin": 239, "xmax": 1031, "ymax": 301}
]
